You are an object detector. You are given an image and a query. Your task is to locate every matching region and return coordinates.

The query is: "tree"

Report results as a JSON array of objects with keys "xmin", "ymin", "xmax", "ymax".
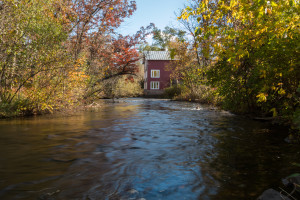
[
  {"xmin": 67, "ymin": 0, "xmax": 137, "ymax": 59},
  {"xmin": 167, "ymin": 39, "xmax": 202, "ymax": 100},
  {"xmin": 83, "ymin": 24, "xmax": 155, "ymax": 99},
  {"xmin": 0, "ymin": 0, "xmax": 154, "ymax": 116},
  {"xmin": 177, "ymin": 0, "xmax": 213, "ymax": 66},
  {"xmin": 140, "ymin": 26, "xmax": 186, "ymax": 51},
  {"xmin": 0, "ymin": 0, "xmax": 72, "ymax": 114},
  {"xmin": 181, "ymin": 0, "xmax": 300, "ymax": 122}
]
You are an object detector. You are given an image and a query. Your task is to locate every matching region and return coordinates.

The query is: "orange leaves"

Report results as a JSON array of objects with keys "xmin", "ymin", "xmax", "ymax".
[
  {"xmin": 125, "ymin": 76, "xmax": 134, "ymax": 83},
  {"xmin": 108, "ymin": 35, "xmax": 141, "ymax": 74},
  {"xmin": 75, "ymin": 56, "xmax": 86, "ymax": 67},
  {"xmin": 69, "ymin": 0, "xmax": 137, "ymax": 59}
]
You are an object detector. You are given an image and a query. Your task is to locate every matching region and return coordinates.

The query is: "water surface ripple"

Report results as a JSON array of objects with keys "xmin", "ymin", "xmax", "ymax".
[{"xmin": 0, "ymin": 99, "xmax": 299, "ymax": 200}]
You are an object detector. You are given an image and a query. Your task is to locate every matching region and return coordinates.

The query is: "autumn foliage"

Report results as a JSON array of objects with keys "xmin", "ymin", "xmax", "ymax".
[
  {"xmin": 178, "ymin": 0, "xmax": 299, "ymax": 128},
  {"xmin": 0, "ymin": 0, "xmax": 152, "ymax": 117}
]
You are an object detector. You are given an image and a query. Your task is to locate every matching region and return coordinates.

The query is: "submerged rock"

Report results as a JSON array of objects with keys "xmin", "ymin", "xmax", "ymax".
[
  {"xmin": 257, "ymin": 189, "xmax": 291, "ymax": 200},
  {"xmin": 284, "ymin": 134, "xmax": 300, "ymax": 144},
  {"xmin": 128, "ymin": 189, "xmax": 138, "ymax": 194},
  {"xmin": 283, "ymin": 174, "xmax": 300, "ymax": 185},
  {"xmin": 282, "ymin": 175, "xmax": 300, "ymax": 199}
]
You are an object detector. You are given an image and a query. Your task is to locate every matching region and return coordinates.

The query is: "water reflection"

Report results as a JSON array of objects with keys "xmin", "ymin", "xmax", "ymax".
[{"xmin": 0, "ymin": 99, "xmax": 299, "ymax": 200}]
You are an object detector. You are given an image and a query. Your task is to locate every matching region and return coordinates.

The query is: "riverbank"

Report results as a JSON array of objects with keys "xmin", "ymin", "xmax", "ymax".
[
  {"xmin": 163, "ymin": 88, "xmax": 300, "ymax": 140},
  {"xmin": 1, "ymin": 95, "xmax": 299, "ymax": 144},
  {"xmin": 0, "ymin": 97, "xmax": 137, "ymax": 119},
  {"xmin": 0, "ymin": 100, "xmax": 100, "ymax": 119}
]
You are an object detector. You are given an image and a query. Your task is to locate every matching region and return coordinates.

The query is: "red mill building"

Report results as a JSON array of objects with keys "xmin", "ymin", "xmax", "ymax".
[{"xmin": 143, "ymin": 51, "xmax": 173, "ymax": 96}]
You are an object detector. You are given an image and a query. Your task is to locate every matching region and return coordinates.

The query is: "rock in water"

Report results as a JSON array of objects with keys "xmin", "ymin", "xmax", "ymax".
[
  {"xmin": 128, "ymin": 189, "xmax": 138, "ymax": 194},
  {"xmin": 257, "ymin": 189, "xmax": 291, "ymax": 200}
]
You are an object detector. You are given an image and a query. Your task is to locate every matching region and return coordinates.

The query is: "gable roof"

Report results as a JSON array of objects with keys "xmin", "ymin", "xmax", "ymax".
[{"xmin": 144, "ymin": 51, "xmax": 172, "ymax": 60}]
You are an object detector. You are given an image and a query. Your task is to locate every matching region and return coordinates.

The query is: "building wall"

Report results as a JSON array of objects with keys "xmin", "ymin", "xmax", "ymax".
[{"xmin": 145, "ymin": 60, "xmax": 172, "ymax": 93}]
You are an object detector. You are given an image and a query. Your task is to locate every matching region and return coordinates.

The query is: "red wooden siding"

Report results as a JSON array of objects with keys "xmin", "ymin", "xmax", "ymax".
[{"xmin": 146, "ymin": 60, "xmax": 172, "ymax": 91}]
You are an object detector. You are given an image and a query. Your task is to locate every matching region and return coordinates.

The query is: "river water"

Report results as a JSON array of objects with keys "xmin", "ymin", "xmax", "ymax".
[{"xmin": 0, "ymin": 99, "xmax": 299, "ymax": 200}]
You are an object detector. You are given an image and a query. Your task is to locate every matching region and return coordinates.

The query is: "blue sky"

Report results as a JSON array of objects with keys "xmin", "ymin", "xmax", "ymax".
[{"xmin": 117, "ymin": 0, "xmax": 188, "ymax": 37}]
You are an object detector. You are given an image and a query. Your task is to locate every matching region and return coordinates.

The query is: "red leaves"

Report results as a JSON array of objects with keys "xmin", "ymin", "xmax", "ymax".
[
  {"xmin": 64, "ymin": 1, "xmax": 154, "ymax": 80},
  {"xmin": 96, "ymin": 23, "xmax": 155, "ymax": 78},
  {"xmin": 110, "ymin": 35, "xmax": 140, "ymax": 74},
  {"xmin": 71, "ymin": 0, "xmax": 137, "ymax": 31},
  {"xmin": 68, "ymin": 0, "xmax": 137, "ymax": 58},
  {"xmin": 125, "ymin": 76, "xmax": 135, "ymax": 83}
]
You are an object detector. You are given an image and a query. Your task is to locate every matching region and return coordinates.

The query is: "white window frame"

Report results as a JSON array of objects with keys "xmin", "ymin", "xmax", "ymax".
[
  {"xmin": 151, "ymin": 70, "xmax": 160, "ymax": 78},
  {"xmin": 150, "ymin": 81, "xmax": 159, "ymax": 90}
]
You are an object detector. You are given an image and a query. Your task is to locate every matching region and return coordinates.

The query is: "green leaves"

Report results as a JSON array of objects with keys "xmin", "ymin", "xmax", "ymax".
[
  {"xmin": 0, "ymin": 0, "xmax": 70, "ymax": 110},
  {"xmin": 287, "ymin": 173, "xmax": 300, "ymax": 178},
  {"xmin": 179, "ymin": 0, "xmax": 300, "ymax": 120}
]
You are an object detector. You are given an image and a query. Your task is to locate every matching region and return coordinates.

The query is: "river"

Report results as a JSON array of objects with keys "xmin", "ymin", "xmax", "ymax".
[{"xmin": 0, "ymin": 98, "xmax": 299, "ymax": 200}]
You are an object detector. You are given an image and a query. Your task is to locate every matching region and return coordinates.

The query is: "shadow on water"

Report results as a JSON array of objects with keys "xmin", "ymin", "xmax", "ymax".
[{"xmin": 0, "ymin": 98, "xmax": 299, "ymax": 200}]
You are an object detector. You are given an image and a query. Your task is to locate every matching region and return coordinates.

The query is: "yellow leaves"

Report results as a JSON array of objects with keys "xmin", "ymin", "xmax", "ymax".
[
  {"xmin": 180, "ymin": 12, "xmax": 189, "ymax": 21},
  {"xmin": 175, "ymin": 0, "xmax": 298, "ymax": 119},
  {"xmin": 271, "ymin": 2, "xmax": 278, "ymax": 7},
  {"xmin": 75, "ymin": 55, "xmax": 87, "ymax": 67},
  {"xmin": 237, "ymin": 49, "xmax": 247, "ymax": 59},
  {"xmin": 270, "ymin": 108, "xmax": 278, "ymax": 117},
  {"xmin": 41, "ymin": 103, "xmax": 53, "ymax": 113},
  {"xmin": 278, "ymin": 88, "xmax": 286, "ymax": 95},
  {"xmin": 260, "ymin": 70, "xmax": 267, "ymax": 78},
  {"xmin": 287, "ymin": 93, "xmax": 293, "ymax": 98},
  {"xmin": 203, "ymin": 15, "xmax": 209, "ymax": 20},
  {"xmin": 249, "ymin": 11, "xmax": 254, "ymax": 19},
  {"xmin": 230, "ymin": 0, "xmax": 237, "ymax": 8},
  {"xmin": 258, "ymin": 7, "xmax": 265, "ymax": 17},
  {"xmin": 232, "ymin": 10, "xmax": 238, "ymax": 18},
  {"xmin": 256, "ymin": 93, "xmax": 268, "ymax": 102},
  {"xmin": 180, "ymin": 7, "xmax": 193, "ymax": 21},
  {"xmin": 256, "ymin": 28, "xmax": 265, "ymax": 35},
  {"xmin": 232, "ymin": 60, "xmax": 241, "ymax": 68}
]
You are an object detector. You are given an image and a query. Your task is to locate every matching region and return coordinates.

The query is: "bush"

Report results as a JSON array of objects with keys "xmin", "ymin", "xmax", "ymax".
[
  {"xmin": 292, "ymin": 107, "xmax": 300, "ymax": 131},
  {"xmin": 0, "ymin": 98, "xmax": 34, "ymax": 118},
  {"xmin": 101, "ymin": 75, "xmax": 143, "ymax": 99},
  {"xmin": 164, "ymin": 85, "xmax": 183, "ymax": 99},
  {"xmin": 170, "ymin": 84, "xmax": 220, "ymax": 105}
]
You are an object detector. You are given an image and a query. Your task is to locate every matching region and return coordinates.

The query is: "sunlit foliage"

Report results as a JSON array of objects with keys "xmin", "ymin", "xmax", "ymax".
[
  {"xmin": 0, "ymin": 0, "xmax": 152, "ymax": 117},
  {"xmin": 180, "ymin": 0, "xmax": 299, "ymax": 126}
]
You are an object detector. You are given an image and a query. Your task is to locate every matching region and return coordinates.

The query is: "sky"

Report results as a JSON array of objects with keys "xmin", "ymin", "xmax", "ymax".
[{"xmin": 117, "ymin": 0, "xmax": 189, "ymax": 38}]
